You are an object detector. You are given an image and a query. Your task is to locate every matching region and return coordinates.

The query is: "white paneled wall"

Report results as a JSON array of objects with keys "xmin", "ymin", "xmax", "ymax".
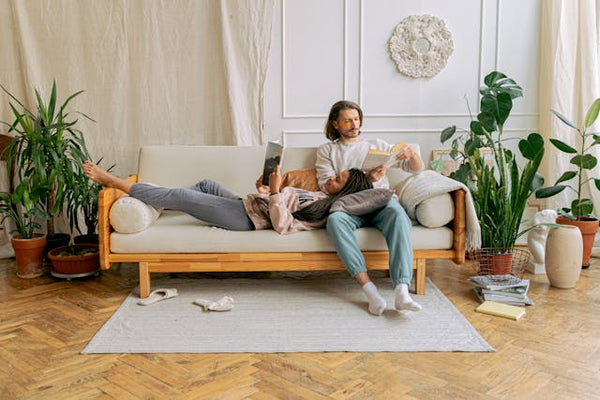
[{"xmin": 264, "ymin": 0, "xmax": 541, "ymax": 164}]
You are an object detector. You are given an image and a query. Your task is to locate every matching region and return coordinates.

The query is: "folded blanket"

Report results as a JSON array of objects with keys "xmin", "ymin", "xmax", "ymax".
[{"xmin": 396, "ymin": 170, "xmax": 481, "ymax": 252}]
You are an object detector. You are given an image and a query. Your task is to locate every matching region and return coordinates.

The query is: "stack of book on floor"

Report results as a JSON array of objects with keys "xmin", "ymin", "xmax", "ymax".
[{"xmin": 469, "ymin": 274, "xmax": 533, "ymax": 306}]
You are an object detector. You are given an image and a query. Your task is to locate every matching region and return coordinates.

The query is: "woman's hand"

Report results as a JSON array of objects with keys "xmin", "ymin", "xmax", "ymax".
[
  {"xmin": 256, "ymin": 175, "xmax": 270, "ymax": 194},
  {"xmin": 367, "ymin": 165, "xmax": 388, "ymax": 183},
  {"xmin": 269, "ymin": 165, "xmax": 282, "ymax": 194},
  {"xmin": 396, "ymin": 146, "xmax": 423, "ymax": 170}
]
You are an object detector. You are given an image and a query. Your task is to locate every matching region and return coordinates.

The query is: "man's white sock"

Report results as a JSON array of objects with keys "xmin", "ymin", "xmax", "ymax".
[
  {"xmin": 361, "ymin": 281, "xmax": 386, "ymax": 316},
  {"xmin": 394, "ymin": 283, "xmax": 422, "ymax": 312}
]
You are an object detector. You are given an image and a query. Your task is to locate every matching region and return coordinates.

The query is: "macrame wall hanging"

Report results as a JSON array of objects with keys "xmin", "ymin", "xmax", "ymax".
[{"xmin": 388, "ymin": 15, "xmax": 454, "ymax": 78}]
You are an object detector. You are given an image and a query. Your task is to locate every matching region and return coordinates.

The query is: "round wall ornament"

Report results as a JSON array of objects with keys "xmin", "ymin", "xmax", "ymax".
[{"xmin": 388, "ymin": 14, "xmax": 454, "ymax": 78}]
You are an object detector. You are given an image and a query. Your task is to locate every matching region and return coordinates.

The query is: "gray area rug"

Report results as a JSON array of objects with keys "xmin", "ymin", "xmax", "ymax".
[{"xmin": 83, "ymin": 276, "xmax": 493, "ymax": 353}]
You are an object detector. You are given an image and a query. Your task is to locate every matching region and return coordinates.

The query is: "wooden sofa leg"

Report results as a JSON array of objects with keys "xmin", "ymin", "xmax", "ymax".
[
  {"xmin": 414, "ymin": 259, "xmax": 426, "ymax": 295},
  {"xmin": 139, "ymin": 262, "xmax": 151, "ymax": 298}
]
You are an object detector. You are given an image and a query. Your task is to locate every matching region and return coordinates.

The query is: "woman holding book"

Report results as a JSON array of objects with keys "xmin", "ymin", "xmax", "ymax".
[{"xmin": 83, "ymin": 161, "xmax": 372, "ymax": 234}]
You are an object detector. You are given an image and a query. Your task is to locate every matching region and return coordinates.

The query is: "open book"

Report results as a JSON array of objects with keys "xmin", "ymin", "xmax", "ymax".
[
  {"xmin": 361, "ymin": 142, "xmax": 406, "ymax": 171},
  {"xmin": 261, "ymin": 141, "xmax": 284, "ymax": 185}
]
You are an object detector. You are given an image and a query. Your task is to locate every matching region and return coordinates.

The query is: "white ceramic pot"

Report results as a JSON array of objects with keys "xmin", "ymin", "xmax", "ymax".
[{"xmin": 545, "ymin": 225, "xmax": 583, "ymax": 288}]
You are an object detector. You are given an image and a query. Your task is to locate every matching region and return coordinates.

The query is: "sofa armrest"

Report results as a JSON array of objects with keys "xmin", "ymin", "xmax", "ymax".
[
  {"xmin": 452, "ymin": 189, "xmax": 466, "ymax": 264},
  {"xmin": 98, "ymin": 175, "xmax": 138, "ymax": 270}
]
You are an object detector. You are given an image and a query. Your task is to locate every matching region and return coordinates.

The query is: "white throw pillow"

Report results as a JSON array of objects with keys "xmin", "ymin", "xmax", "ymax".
[
  {"xmin": 415, "ymin": 193, "xmax": 454, "ymax": 228},
  {"xmin": 109, "ymin": 196, "xmax": 161, "ymax": 233}
]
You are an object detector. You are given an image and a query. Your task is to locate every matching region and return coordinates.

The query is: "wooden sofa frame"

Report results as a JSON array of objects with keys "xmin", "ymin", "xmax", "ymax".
[{"xmin": 98, "ymin": 176, "xmax": 466, "ymax": 298}]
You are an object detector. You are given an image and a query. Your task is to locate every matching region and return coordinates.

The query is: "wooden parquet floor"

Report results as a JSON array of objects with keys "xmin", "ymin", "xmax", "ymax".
[{"xmin": 0, "ymin": 256, "xmax": 599, "ymax": 400}]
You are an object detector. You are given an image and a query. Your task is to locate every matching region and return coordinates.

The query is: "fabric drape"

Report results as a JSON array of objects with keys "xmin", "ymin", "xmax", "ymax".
[
  {"xmin": 538, "ymin": 0, "xmax": 600, "ymax": 212},
  {"xmin": 0, "ymin": 0, "xmax": 274, "ymax": 177}
]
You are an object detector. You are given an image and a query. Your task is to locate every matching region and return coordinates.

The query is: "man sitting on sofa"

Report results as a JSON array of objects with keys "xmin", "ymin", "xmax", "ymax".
[{"xmin": 316, "ymin": 100, "xmax": 423, "ymax": 316}]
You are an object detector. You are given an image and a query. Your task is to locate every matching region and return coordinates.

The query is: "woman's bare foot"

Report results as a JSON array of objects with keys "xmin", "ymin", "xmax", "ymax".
[{"xmin": 84, "ymin": 161, "xmax": 132, "ymax": 193}]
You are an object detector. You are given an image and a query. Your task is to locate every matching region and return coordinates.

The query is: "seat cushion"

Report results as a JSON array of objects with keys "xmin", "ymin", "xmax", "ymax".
[{"xmin": 110, "ymin": 211, "xmax": 453, "ymax": 253}]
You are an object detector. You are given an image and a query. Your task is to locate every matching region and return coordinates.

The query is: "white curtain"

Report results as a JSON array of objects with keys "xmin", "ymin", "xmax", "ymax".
[
  {"xmin": 0, "ymin": 0, "xmax": 274, "ymax": 177},
  {"xmin": 538, "ymin": 0, "xmax": 600, "ymax": 213}
]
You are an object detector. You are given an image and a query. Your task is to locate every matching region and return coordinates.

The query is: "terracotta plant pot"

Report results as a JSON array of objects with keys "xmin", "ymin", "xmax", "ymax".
[
  {"xmin": 556, "ymin": 216, "xmax": 599, "ymax": 268},
  {"xmin": 44, "ymin": 233, "xmax": 71, "ymax": 260},
  {"xmin": 48, "ymin": 244, "xmax": 99, "ymax": 275},
  {"xmin": 11, "ymin": 234, "xmax": 47, "ymax": 279}
]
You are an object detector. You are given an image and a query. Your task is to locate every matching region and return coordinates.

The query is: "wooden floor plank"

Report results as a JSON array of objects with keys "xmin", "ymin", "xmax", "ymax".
[{"xmin": 0, "ymin": 257, "xmax": 599, "ymax": 399}]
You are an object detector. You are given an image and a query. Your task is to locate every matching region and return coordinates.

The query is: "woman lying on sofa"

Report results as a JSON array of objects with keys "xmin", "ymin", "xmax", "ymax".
[{"xmin": 83, "ymin": 161, "xmax": 374, "ymax": 234}]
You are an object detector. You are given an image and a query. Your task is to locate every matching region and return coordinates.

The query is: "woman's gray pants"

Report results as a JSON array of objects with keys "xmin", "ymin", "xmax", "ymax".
[{"xmin": 129, "ymin": 180, "xmax": 255, "ymax": 231}]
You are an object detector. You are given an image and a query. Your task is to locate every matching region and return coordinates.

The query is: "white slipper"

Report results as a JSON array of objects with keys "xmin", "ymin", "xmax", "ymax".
[
  {"xmin": 194, "ymin": 295, "xmax": 234, "ymax": 312},
  {"xmin": 137, "ymin": 288, "xmax": 178, "ymax": 306}
]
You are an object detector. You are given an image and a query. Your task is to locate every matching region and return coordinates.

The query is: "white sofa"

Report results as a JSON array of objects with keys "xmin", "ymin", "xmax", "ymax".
[{"xmin": 98, "ymin": 145, "xmax": 466, "ymax": 298}]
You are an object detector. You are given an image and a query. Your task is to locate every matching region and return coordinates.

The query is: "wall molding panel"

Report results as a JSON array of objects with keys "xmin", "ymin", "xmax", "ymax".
[{"xmin": 265, "ymin": 0, "xmax": 541, "ymax": 162}]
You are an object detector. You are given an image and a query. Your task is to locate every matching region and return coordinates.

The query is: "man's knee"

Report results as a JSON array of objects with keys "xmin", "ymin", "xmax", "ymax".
[
  {"xmin": 380, "ymin": 201, "xmax": 411, "ymax": 227},
  {"xmin": 327, "ymin": 211, "xmax": 355, "ymax": 233}
]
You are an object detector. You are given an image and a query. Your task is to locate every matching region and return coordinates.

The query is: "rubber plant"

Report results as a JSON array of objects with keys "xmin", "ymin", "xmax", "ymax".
[
  {"xmin": 441, "ymin": 71, "xmax": 545, "ymax": 251},
  {"xmin": 534, "ymin": 97, "xmax": 600, "ymax": 268},
  {"xmin": 535, "ymin": 98, "xmax": 600, "ymax": 220}
]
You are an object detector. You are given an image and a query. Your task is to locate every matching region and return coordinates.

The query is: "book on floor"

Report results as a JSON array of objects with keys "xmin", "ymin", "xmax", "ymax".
[
  {"xmin": 261, "ymin": 141, "xmax": 284, "ymax": 185},
  {"xmin": 468, "ymin": 274, "xmax": 527, "ymax": 290},
  {"xmin": 361, "ymin": 142, "xmax": 406, "ymax": 171},
  {"xmin": 475, "ymin": 301, "xmax": 526, "ymax": 320},
  {"xmin": 469, "ymin": 275, "xmax": 533, "ymax": 306}
]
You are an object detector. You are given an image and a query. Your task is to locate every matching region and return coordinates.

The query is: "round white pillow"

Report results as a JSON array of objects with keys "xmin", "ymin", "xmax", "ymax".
[
  {"xmin": 415, "ymin": 193, "xmax": 454, "ymax": 228},
  {"xmin": 109, "ymin": 196, "xmax": 161, "ymax": 234}
]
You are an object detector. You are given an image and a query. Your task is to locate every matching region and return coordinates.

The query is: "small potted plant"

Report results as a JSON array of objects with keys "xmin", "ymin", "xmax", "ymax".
[
  {"xmin": 441, "ymin": 71, "xmax": 545, "ymax": 274},
  {"xmin": 0, "ymin": 177, "xmax": 49, "ymax": 278},
  {"xmin": 535, "ymin": 98, "xmax": 600, "ymax": 268}
]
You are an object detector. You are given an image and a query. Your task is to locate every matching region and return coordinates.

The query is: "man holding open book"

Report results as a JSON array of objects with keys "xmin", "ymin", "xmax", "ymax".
[{"xmin": 316, "ymin": 100, "xmax": 424, "ymax": 316}]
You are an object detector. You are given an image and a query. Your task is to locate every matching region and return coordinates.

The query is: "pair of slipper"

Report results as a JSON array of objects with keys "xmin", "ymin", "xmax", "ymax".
[{"xmin": 137, "ymin": 288, "xmax": 234, "ymax": 312}]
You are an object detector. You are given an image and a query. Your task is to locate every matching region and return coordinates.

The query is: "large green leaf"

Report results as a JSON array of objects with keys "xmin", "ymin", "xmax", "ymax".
[
  {"xmin": 571, "ymin": 154, "xmax": 597, "ymax": 169},
  {"xmin": 551, "ymin": 109, "xmax": 578, "ymax": 130},
  {"xmin": 549, "ymin": 138, "xmax": 577, "ymax": 153},
  {"xmin": 536, "ymin": 185, "xmax": 567, "ymax": 198},
  {"xmin": 496, "ymin": 92, "xmax": 513, "ymax": 125},
  {"xmin": 440, "ymin": 126, "xmax": 456, "ymax": 143},
  {"xmin": 483, "ymin": 71, "xmax": 507, "ymax": 87},
  {"xmin": 481, "ymin": 94, "xmax": 499, "ymax": 121},
  {"xmin": 584, "ymin": 98, "xmax": 600, "ymax": 128},
  {"xmin": 555, "ymin": 170, "xmax": 577, "ymax": 184},
  {"xmin": 518, "ymin": 133, "xmax": 544, "ymax": 160},
  {"xmin": 478, "ymin": 111, "xmax": 497, "ymax": 133}
]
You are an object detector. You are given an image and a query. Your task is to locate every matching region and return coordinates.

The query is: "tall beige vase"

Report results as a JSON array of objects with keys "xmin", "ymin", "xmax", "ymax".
[{"xmin": 545, "ymin": 225, "xmax": 583, "ymax": 288}]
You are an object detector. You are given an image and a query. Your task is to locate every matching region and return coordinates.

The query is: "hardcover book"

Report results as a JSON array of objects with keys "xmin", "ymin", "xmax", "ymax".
[
  {"xmin": 475, "ymin": 301, "xmax": 526, "ymax": 320},
  {"xmin": 361, "ymin": 142, "xmax": 406, "ymax": 171}
]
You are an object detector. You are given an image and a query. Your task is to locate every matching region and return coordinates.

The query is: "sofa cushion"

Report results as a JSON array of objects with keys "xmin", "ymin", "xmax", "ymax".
[
  {"xmin": 415, "ymin": 193, "xmax": 454, "ymax": 228},
  {"xmin": 330, "ymin": 188, "xmax": 394, "ymax": 215},
  {"xmin": 109, "ymin": 196, "xmax": 161, "ymax": 233},
  {"xmin": 110, "ymin": 210, "xmax": 454, "ymax": 253},
  {"xmin": 281, "ymin": 167, "xmax": 319, "ymax": 191}
]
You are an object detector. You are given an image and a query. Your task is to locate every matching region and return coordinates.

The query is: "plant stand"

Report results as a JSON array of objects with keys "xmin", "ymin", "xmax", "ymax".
[{"xmin": 50, "ymin": 268, "xmax": 100, "ymax": 280}]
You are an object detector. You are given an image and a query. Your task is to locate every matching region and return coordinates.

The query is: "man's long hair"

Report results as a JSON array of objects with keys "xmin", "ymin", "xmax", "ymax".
[
  {"xmin": 292, "ymin": 168, "xmax": 372, "ymax": 222},
  {"xmin": 325, "ymin": 100, "xmax": 363, "ymax": 141}
]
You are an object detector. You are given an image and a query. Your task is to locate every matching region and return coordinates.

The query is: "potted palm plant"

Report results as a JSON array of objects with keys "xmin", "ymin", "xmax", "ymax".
[
  {"xmin": 441, "ymin": 71, "xmax": 545, "ymax": 274},
  {"xmin": 1, "ymin": 81, "xmax": 94, "ymax": 255},
  {"xmin": 0, "ymin": 177, "xmax": 49, "ymax": 278},
  {"xmin": 535, "ymin": 98, "xmax": 600, "ymax": 268}
]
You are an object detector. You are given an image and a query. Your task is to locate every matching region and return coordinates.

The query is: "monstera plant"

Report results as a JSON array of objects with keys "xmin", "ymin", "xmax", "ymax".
[{"xmin": 441, "ymin": 71, "xmax": 545, "ymax": 272}]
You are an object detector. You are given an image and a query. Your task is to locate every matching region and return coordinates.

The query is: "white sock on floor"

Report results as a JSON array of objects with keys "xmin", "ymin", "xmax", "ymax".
[
  {"xmin": 394, "ymin": 283, "xmax": 422, "ymax": 312},
  {"xmin": 361, "ymin": 282, "xmax": 387, "ymax": 316}
]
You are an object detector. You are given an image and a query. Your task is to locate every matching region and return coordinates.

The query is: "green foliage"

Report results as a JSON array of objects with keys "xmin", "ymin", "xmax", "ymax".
[
  {"xmin": 535, "ymin": 98, "xmax": 600, "ymax": 220},
  {"xmin": 64, "ymin": 156, "xmax": 115, "ymax": 236},
  {"xmin": 0, "ymin": 179, "xmax": 49, "ymax": 238},
  {"xmin": 0, "ymin": 81, "xmax": 95, "ymax": 237},
  {"xmin": 441, "ymin": 71, "xmax": 545, "ymax": 249}
]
